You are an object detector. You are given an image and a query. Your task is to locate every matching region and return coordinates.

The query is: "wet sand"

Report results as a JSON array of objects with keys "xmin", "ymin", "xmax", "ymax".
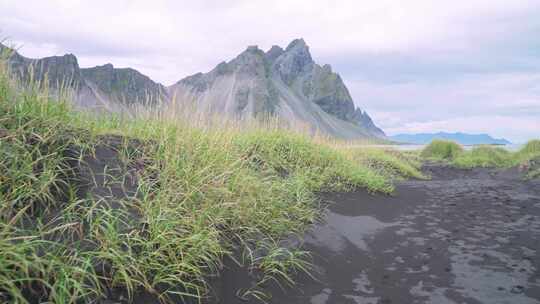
[{"xmin": 215, "ymin": 165, "xmax": 540, "ymax": 303}]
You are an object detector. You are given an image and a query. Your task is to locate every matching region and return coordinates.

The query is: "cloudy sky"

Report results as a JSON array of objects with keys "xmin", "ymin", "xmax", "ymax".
[{"xmin": 1, "ymin": 0, "xmax": 539, "ymax": 142}]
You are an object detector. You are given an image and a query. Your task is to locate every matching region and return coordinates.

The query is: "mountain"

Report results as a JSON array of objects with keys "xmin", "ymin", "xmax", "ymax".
[
  {"xmin": 81, "ymin": 64, "xmax": 168, "ymax": 106},
  {"xmin": 389, "ymin": 132, "xmax": 511, "ymax": 145},
  {"xmin": 0, "ymin": 39, "xmax": 385, "ymax": 139},
  {"xmin": 169, "ymin": 39, "xmax": 385, "ymax": 139},
  {"xmin": 0, "ymin": 43, "xmax": 168, "ymax": 111}
]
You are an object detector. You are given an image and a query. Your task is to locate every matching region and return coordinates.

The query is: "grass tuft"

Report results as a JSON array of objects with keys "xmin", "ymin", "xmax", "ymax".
[
  {"xmin": 421, "ymin": 140, "xmax": 463, "ymax": 161},
  {"xmin": 448, "ymin": 140, "xmax": 540, "ymax": 174},
  {"xmin": 343, "ymin": 147, "xmax": 425, "ymax": 180},
  {"xmin": 517, "ymin": 139, "xmax": 540, "ymax": 160},
  {"xmin": 235, "ymin": 131, "xmax": 394, "ymax": 193},
  {"xmin": 516, "ymin": 140, "xmax": 540, "ymax": 179},
  {"xmin": 453, "ymin": 145, "xmax": 514, "ymax": 168}
]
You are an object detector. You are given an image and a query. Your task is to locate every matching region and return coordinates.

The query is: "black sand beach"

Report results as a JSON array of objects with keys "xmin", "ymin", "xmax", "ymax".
[{"xmin": 215, "ymin": 165, "xmax": 540, "ymax": 303}]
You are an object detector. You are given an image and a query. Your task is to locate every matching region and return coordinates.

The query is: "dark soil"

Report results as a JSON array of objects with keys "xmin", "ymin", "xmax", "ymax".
[
  {"xmin": 67, "ymin": 134, "xmax": 149, "ymax": 204},
  {"xmin": 16, "ymin": 134, "xmax": 155, "ymax": 303},
  {"xmin": 213, "ymin": 164, "xmax": 540, "ymax": 304}
]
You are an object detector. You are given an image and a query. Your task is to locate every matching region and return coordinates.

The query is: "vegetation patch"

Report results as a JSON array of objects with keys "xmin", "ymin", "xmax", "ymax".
[
  {"xmin": 421, "ymin": 140, "xmax": 463, "ymax": 161},
  {"xmin": 446, "ymin": 140, "xmax": 540, "ymax": 176},
  {"xmin": 516, "ymin": 140, "xmax": 540, "ymax": 161},
  {"xmin": 453, "ymin": 145, "xmax": 514, "ymax": 168},
  {"xmin": 0, "ymin": 57, "xmax": 420, "ymax": 303},
  {"xmin": 343, "ymin": 147, "xmax": 426, "ymax": 180},
  {"xmin": 515, "ymin": 140, "xmax": 540, "ymax": 179},
  {"xmin": 235, "ymin": 131, "xmax": 394, "ymax": 193},
  {"xmin": 519, "ymin": 154, "xmax": 540, "ymax": 180}
]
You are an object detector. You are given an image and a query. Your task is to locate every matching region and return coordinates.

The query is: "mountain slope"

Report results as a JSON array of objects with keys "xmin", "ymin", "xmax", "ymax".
[
  {"xmin": 390, "ymin": 132, "xmax": 511, "ymax": 145},
  {"xmin": 0, "ymin": 43, "xmax": 168, "ymax": 110},
  {"xmin": 169, "ymin": 39, "xmax": 385, "ymax": 139},
  {"xmin": 81, "ymin": 64, "xmax": 168, "ymax": 106},
  {"xmin": 1, "ymin": 40, "xmax": 384, "ymax": 139}
]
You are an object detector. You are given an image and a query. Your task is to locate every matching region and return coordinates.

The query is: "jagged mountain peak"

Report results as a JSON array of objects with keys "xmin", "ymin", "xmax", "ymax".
[
  {"xmin": 234, "ymin": 45, "xmax": 265, "ymax": 62},
  {"xmin": 169, "ymin": 38, "xmax": 385, "ymax": 139},
  {"xmin": 285, "ymin": 38, "xmax": 308, "ymax": 51},
  {"xmin": 273, "ymin": 39, "xmax": 313, "ymax": 85},
  {"xmin": 265, "ymin": 45, "xmax": 285, "ymax": 62},
  {"xmin": 245, "ymin": 45, "xmax": 262, "ymax": 52}
]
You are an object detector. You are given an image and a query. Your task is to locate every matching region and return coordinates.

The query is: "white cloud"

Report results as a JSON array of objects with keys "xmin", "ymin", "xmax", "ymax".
[
  {"xmin": 2, "ymin": 0, "xmax": 539, "ymax": 83},
  {"xmin": 0, "ymin": 0, "xmax": 539, "ymax": 141},
  {"xmin": 346, "ymin": 72, "xmax": 540, "ymax": 141}
]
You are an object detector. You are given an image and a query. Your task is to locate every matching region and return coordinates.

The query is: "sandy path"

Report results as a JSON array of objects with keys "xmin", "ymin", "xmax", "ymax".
[{"xmin": 216, "ymin": 165, "xmax": 540, "ymax": 304}]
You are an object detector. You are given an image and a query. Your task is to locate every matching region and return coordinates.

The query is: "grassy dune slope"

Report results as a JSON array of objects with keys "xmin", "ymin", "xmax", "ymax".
[
  {"xmin": 0, "ymin": 56, "xmax": 421, "ymax": 303},
  {"xmin": 420, "ymin": 140, "xmax": 540, "ymax": 177}
]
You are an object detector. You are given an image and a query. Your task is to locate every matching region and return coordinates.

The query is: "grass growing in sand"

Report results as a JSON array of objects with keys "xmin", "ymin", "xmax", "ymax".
[
  {"xmin": 515, "ymin": 140, "xmax": 540, "ymax": 179},
  {"xmin": 452, "ymin": 141, "xmax": 540, "ymax": 171},
  {"xmin": 420, "ymin": 140, "xmax": 464, "ymax": 161},
  {"xmin": 517, "ymin": 140, "xmax": 540, "ymax": 160},
  {"xmin": 342, "ymin": 147, "xmax": 425, "ymax": 180},
  {"xmin": 419, "ymin": 138, "xmax": 540, "ymax": 176},
  {"xmin": 453, "ymin": 145, "xmax": 514, "ymax": 168},
  {"xmin": 0, "ymin": 53, "xmax": 423, "ymax": 303}
]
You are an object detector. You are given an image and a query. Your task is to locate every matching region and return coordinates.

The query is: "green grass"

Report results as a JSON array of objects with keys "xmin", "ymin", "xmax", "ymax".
[
  {"xmin": 0, "ymin": 55, "xmax": 421, "ymax": 303},
  {"xmin": 453, "ymin": 145, "xmax": 514, "ymax": 168},
  {"xmin": 451, "ymin": 141, "xmax": 540, "ymax": 172},
  {"xmin": 519, "ymin": 139, "xmax": 540, "ymax": 154},
  {"xmin": 420, "ymin": 140, "xmax": 463, "ymax": 161},
  {"xmin": 419, "ymin": 138, "xmax": 540, "ymax": 175},
  {"xmin": 516, "ymin": 139, "xmax": 540, "ymax": 161},
  {"xmin": 343, "ymin": 147, "xmax": 425, "ymax": 180},
  {"xmin": 235, "ymin": 131, "xmax": 394, "ymax": 193},
  {"xmin": 516, "ymin": 140, "xmax": 540, "ymax": 179}
]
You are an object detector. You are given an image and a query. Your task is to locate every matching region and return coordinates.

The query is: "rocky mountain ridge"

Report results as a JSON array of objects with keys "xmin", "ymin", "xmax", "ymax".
[
  {"xmin": 81, "ymin": 64, "xmax": 168, "ymax": 106},
  {"xmin": 1, "ymin": 39, "xmax": 385, "ymax": 139},
  {"xmin": 170, "ymin": 39, "xmax": 385, "ymax": 138},
  {"xmin": 0, "ymin": 43, "xmax": 167, "ymax": 111}
]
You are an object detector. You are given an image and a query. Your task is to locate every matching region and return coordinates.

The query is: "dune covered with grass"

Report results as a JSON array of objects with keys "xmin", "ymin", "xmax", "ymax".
[
  {"xmin": 420, "ymin": 140, "xmax": 464, "ymax": 161},
  {"xmin": 419, "ymin": 139, "xmax": 540, "ymax": 178},
  {"xmin": 0, "ymin": 56, "xmax": 425, "ymax": 303}
]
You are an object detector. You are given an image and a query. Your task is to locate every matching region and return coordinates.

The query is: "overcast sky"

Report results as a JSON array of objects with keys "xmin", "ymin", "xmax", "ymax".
[{"xmin": 1, "ymin": 0, "xmax": 539, "ymax": 142}]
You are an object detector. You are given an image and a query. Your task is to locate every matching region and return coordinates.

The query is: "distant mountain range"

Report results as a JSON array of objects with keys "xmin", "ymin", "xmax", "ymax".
[
  {"xmin": 0, "ymin": 39, "xmax": 384, "ymax": 139},
  {"xmin": 389, "ymin": 132, "xmax": 511, "ymax": 145}
]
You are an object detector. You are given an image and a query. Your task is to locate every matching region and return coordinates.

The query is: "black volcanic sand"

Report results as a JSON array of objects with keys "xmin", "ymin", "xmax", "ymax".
[{"xmin": 213, "ymin": 165, "xmax": 540, "ymax": 304}]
